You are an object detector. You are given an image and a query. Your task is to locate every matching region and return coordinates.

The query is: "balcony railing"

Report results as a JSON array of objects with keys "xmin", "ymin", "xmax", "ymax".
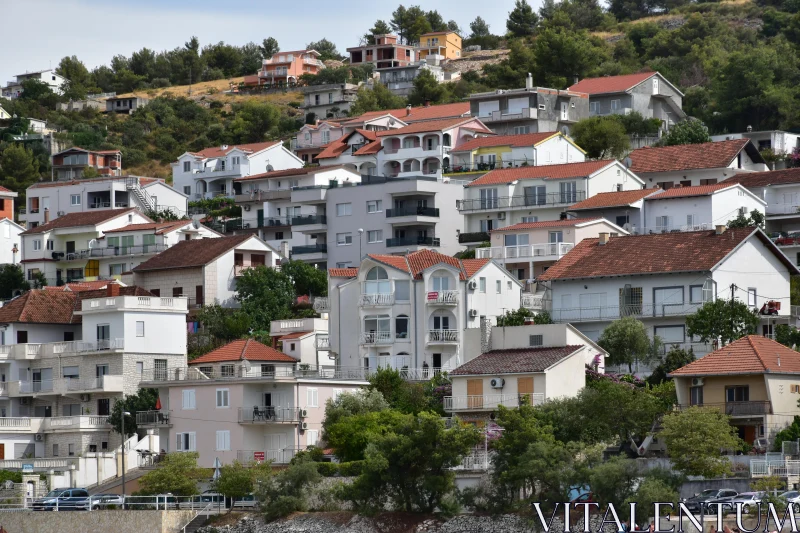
[
  {"xmin": 237, "ymin": 448, "xmax": 301, "ymax": 464},
  {"xmin": 316, "ymin": 335, "xmax": 330, "ymax": 349},
  {"xmin": 678, "ymin": 401, "xmax": 772, "ymax": 416},
  {"xmin": 139, "ymin": 365, "xmax": 371, "ymax": 383},
  {"xmin": 291, "ymin": 215, "xmax": 327, "ymax": 226},
  {"xmin": 457, "ymin": 192, "xmax": 586, "ymax": 212},
  {"xmin": 550, "ymin": 302, "xmax": 705, "ymax": 323},
  {"xmin": 386, "ymin": 207, "xmax": 440, "ymax": 218},
  {"xmin": 386, "ymin": 236, "xmax": 440, "ymax": 248},
  {"xmin": 15, "ymin": 375, "xmax": 124, "ymax": 395},
  {"xmin": 398, "ymin": 367, "xmax": 454, "ymax": 381},
  {"xmin": 767, "ymin": 204, "xmax": 800, "ymax": 216},
  {"xmin": 458, "ymin": 232, "xmax": 490, "ymax": 244},
  {"xmin": 359, "ymin": 293, "xmax": 395, "ymax": 306},
  {"xmin": 477, "ymin": 243, "xmax": 574, "ymax": 261},
  {"xmin": 50, "ymin": 244, "xmax": 168, "ymax": 262},
  {"xmin": 427, "ymin": 330, "xmax": 459, "ymax": 343},
  {"xmin": 453, "ymin": 452, "xmax": 490, "ymax": 470},
  {"xmin": 313, "ymin": 297, "xmax": 330, "ymax": 312},
  {"xmin": 359, "ymin": 331, "xmax": 393, "ymax": 345},
  {"xmin": 291, "ymin": 244, "xmax": 327, "ymax": 256},
  {"xmin": 521, "ymin": 293, "xmax": 547, "ymax": 310},
  {"xmin": 426, "ymin": 290, "xmax": 458, "ymax": 305},
  {"xmin": 238, "ymin": 406, "xmax": 302, "ymax": 424},
  {"xmin": 136, "ymin": 410, "xmax": 171, "ymax": 426},
  {"xmin": 445, "ymin": 393, "xmax": 545, "ymax": 411}
]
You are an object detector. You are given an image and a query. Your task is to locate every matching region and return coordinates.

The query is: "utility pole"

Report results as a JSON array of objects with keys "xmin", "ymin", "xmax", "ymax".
[{"xmin": 730, "ymin": 283, "xmax": 737, "ymax": 345}]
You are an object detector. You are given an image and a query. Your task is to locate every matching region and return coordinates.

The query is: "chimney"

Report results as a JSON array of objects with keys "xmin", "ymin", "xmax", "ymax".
[
  {"xmin": 574, "ymin": 76, "xmax": 579, "ymax": 85},
  {"xmin": 406, "ymin": 104, "xmax": 412, "ymax": 116},
  {"xmin": 715, "ymin": 225, "xmax": 726, "ymax": 235},
  {"xmin": 525, "ymin": 73, "xmax": 533, "ymax": 90},
  {"xmin": 598, "ymin": 233, "xmax": 610, "ymax": 245},
  {"xmin": 44, "ymin": 208, "xmax": 50, "ymax": 224},
  {"xmin": 280, "ymin": 241, "xmax": 289, "ymax": 259},
  {"xmin": 106, "ymin": 281, "xmax": 120, "ymax": 297}
]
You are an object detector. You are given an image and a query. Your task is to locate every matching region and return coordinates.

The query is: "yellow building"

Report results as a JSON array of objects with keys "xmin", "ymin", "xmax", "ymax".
[{"xmin": 418, "ymin": 31, "xmax": 462, "ymax": 61}]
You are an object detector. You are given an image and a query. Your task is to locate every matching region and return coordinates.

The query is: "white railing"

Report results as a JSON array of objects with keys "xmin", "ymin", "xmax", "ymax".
[
  {"xmin": 426, "ymin": 290, "xmax": 458, "ymax": 305},
  {"xmin": 140, "ymin": 365, "xmax": 373, "ymax": 383},
  {"xmin": 277, "ymin": 320, "xmax": 306, "ymax": 331},
  {"xmin": 359, "ymin": 331, "xmax": 393, "ymax": 345},
  {"xmin": 767, "ymin": 204, "xmax": 800, "ymax": 216},
  {"xmin": 751, "ymin": 459, "xmax": 800, "ymax": 477},
  {"xmin": 550, "ymin": 302, "xmax": 704, "ymax": 322},
  {"xmin": 477, "ymin": 243, "xmax": 574, "ymax": 261},
  {"xmin": 359, "ymin": 293, "xmax": 395, "ymax": 306},
  {"xmin": 427, "ymin": 330, "xmax": 459, "ymax": 343},
  {"xmin": 315, "ymin": 335, "xmax": 330, "ymax": 349},
  {"xmin": 313, "ymin": 297, "xmax": 330, "ymax": 312},
  {"xmin": 0, "ymin": 459, "xmax": 73, "ymax": 470},
  {"xmin": 792, "ymin": 305, "xmax": 800, "ymax": 318},
  {"xmin": 19, "ymin": 380, "xmax": 53, "ymax": 394},
  {"xmin": 0, "ymin": 418, "xmax": 30, "ymax": 428},
  {"xmin": 453, "ymin": 452, "xmax": 490, "ymax": 470},
  {"xmin": 237, "ymin": 448, "xmax": 301, "ymax": 464},
  {"xmin": 397, "ymin": 367, "xmax": 454, "ymax": 380},
  {"xmin": 521, "ymin": 293, "xmax": 546, "ymax": 310},
  {"xmin": 444, "ymin": 393, "xmax": 545, "ymax": 411}
]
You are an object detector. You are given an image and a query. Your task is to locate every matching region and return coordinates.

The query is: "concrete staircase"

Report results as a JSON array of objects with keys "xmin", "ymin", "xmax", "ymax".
[{"xmin": 182, "ymin": 514, "xmax": 208, "ymax": 533}]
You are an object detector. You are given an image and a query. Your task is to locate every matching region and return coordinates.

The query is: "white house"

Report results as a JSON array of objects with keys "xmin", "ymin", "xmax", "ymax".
[
  {"xmin": 0, "ymin": 106, "xmax": 10, "ymax": 120},
  {"xmin": 269, "ymin": 317, "xmax": 333, "ymax": 368},
  {"xmin": 537, "ymin": 227, "xmax": 800, "ymax": 368},
  {"xmin": 567, "ymin": 188, "xmax": 661, "ymax": 229},
  {"xmin": 2, "ymin": 70, "xmax": 67, "ymax": 99},
  {"xmin": 628, "ymin": 139, "xmax": 769, "ymax": 190},
  {"xmin": 711, "ymin": 130, "xmax": 800, "ymax": 167},
  {"xmin": 457, "ymin": 160, "xmax": 645, "ymax": 246},
  {"xmin": 172, "ymin": 141, "xmax": 304, "ymax": 200},
  {"xmin": 449, "ymin": 131, "xmax": 586, "ymax": 171},
  {"xmin": 328, "ymin": 250, "xmax": 523, "ymax": 377},
  {"xmin": 1, "ymin": 218, "xmax": 26, "ymax": 265}
]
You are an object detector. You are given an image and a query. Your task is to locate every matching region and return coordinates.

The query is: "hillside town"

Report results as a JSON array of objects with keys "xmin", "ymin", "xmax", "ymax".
[{"xmin": 3, "ymin": 0, "xmax": 800, "ymax": 531}]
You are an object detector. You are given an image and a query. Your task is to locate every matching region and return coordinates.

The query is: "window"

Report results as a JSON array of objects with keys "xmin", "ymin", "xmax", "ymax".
[
  {"xmin": 63, "ymin": 404, "xmax": 80, "ymax": 416},
  {"xmin": 655, "ymin": 215, "xmax": 671, "ymax": 231},
  {"xmin": 479, "ymin": 277, "xmax": 486, "ymax": 293},
  {"xmin": 176, "ymin": 432, "xmax": 196, "ymax": 452},
  {"xmin": 530, "ymin": 335, "xmax": 543, "ymax": 347},
  {"xmin": 53, "ymin": 444, "xmax": 59, "ymax": 457},
  {"xmin": 726, "ymin": 386, "xmax": 749, "ymax": 403},
  {"xmin": 336, "ymin": 203, "xmax": 352, "ymax": 216},
  {"xmin": 524, "ymin": 185, "xmax": 546, "ymax": 206},
  {"xmin": 396, "ymin": 315, "xmax": 409, "ymax": 339},
  {"xmin": 33, "ymin": 240, "xmax": 41, "ymax": 251},
  {"xmin": 611, "ymin": 99, "xmax": 621, "ymax": 111},
  {"xmin": 521, "ymin": 216, "xmax": 538, "ymax": 223},
  {"xmin": 98, "ymin": 398, "xmax": 110, "ymax": 416},
  {"xmin": 136, "ymin": 362, "xmax": 143, "ymax": 375},
  {"xmin": 367, "ymin": 230, "xmax": 383, "ymax": 243},
  {"xmin": 215, "ymin": 430, "xmax": 231, "ymax": 451},
  {"xmin": 590, "ymin": 101, "xmax": 599, "ymax": 114},
  {"xmin": 690, "ymin": 386, "xmax": 703, "ymax": 406},
  {"xmin": 496, "ymin": 280, "xmax": 501, "ymax": 294},
  {"xmin": 619, "ymin": 286, "xmax": 643, "ymax": 315},
  {"xmin": 132, "ymin": 320, "xmax": 144, "ymax": 338},
  {"xmin": 173, "ymin": 287, "xmax": 183, "ymax": 297},
  {"xmin": 336, "ymin": 233, "xmax": 352, "ymax": 246},
  {"xmin": 46, "ymin": 240, "xmax": 53, "ymax": 251},
  {"xmin": 62, "ymin": 366, "xmax": 79, "ymax": 378},
  {"xmin": 183, "ymin": 161, "xmax": 191, "ymax": 172},
  {"xmin": 747, "ymin": 288, "xmax": 757, "ymax": 307},
  {"xmin": 480, "ymin": 188, "xmax": 498, "ymax": 210},
  {"xmin": 307, "ymin": 430, "xmax": 319, "ymax": 447},
  {"xmin": 182, "ymin": 389, "xmax": 196, "ymax": 410},
  {"xmin": 432, "ymin": 275, "xmax": 450, "ymax": 291},
  {"xmin": 653, "ymin": 287, "xmax": 684, "ymax": 314},
  {"xmin": 512, "ymin": 126, "xmax": 530, "ymax": 135},
  {"xmin": 307, "ymin": 388, "xmax": 319, "ymax": 407},
  {"xmin": 68, "ymin": 444, "xmax": 75, "ymax": 456},
  {"xmin": 321, "ymin": 130, "xmax": 330, "ymax": 144},
  {"xmin": 70, "ymin": 194, "xmax": 81, "ymax": 206},
  {"xmin": 97, "ymin": 324, "xmax": 110, "ymax": 342},
  {"xmin": 109, "ymin": 264, "xmax": 125, "ymax": 276},
  {"xmin": 395, "ymin": 280, "xmax": 410, "ymax": 301},
  {"xmin": 689, "ymin": 285, "xmax": 708, "ymax": 304},
  {"xmin": 654, "ymin": 325, "xmax": 685, "ymax": 344},
  {"xmin": 154, "ymin": 359, "xmax": 167, "ymax": 381},
  {"xmin": 367, "ymin": 200, "xmax": 382, "ymax": 213},
  {"xmin": 221, "ymin": 364, "xmax": 235, "ymax": 377},
  {"xmin": 216, "ymin": 388, "xmax": 230, "ymax": 408},
  {"xmin": 559, "ymin": 182, "xmax": 577, "ymax": 203}
]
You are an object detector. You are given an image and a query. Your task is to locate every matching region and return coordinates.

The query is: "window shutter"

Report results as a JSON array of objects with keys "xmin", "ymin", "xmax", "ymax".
[
  {"xmin": 313, "ymin": 389, "xmax": 318, "ymax": 407},
  {"xmin": 216, "ymin": 431, "xmax": 223, "ymax": 451},
  {"xmin": 176, "ymin": 434, "xmax": 183, "ymax": 451},
  {"xmin": 224, "ymin": 431, "xmax": 230, "ymax": 451},
  {"xmin": 189, "ymin": 432, "xmax": 196, "ymax": 452}
]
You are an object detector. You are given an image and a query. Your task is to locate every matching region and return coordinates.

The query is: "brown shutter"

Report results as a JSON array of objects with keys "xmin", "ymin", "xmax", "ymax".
[
  {"xmin": 518, "ymin": 377, "xmax": 534, "ymax": 405},
  {"xmin": 467, "ymin": 379, "xmax": 483, "ymax": 409}
]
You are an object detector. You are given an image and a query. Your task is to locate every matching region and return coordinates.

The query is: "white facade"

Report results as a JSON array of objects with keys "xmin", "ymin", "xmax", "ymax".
[
  {"xmin": 0, "ymin": 218, "xmax": 24, "ymax": 265},
  {"xmin": 634, "ymin": 154, "xmax": 768, "ymax": 190},
  {"xmin": 450, "ymin": 134, "xmax": 586, "ymax": 170},
  {"xmin": 2, "ymin": 70, "xmax": 66, "ymax": 99},
  {"xmin": 711, "ymin": 131, "xmax": 800, "ymax": 163},
  {"xmin": 172, "ymin": 143, "xmax": 304, "ymax": 201},
  {"xmin": 270, "ymin": 318, "xmax": 333, "ymax": 368}
]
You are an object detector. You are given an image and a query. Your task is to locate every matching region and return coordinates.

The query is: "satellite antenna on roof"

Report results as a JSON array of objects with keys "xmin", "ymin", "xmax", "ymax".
[
  {"xmin": 192, "ymin": 219, "xmax": 199, "ymax": 230},
  {"xmin": 242, "ymin": 358, "xmax": 251, "ymax": 373},
  {"xmin": 623, "ymin": 157, "xmax": 632, "ymax": 169}
]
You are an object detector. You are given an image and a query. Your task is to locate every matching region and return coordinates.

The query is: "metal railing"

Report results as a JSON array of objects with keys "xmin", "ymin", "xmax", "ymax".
[
  {"xmin": 359, "ymin": 331, "xmax": 393, "ymax": 345},
  {"xmin": 477, "ymin": 243, "xmax": 574, "ymax": 261},
  {"xmin": 238, "ymin": 406, "xmax": 302, "ymax": 423},
  {"xmin": 427, "ymin": 330, "xmax": 459, "ymax": 343},
  {"xmin": 426, "ymin": 290, "xmax": 458, "ymax": 305},
  {"xmin": 49, "ymin": 244, "xmax": 168, "ymax": 261},
  {"xmin": 677, "ymin": 401, "xmax": 772, "ymax": 416},
  {"xmin": 313, "ymin": 297, "xmax": 330, "ymax": 312},
  {"xmin": 398, "ymin": 367, "xmax": 453, "ymax": 380},
  {"xmin": 359, "ymin": 293, "xmax": 395, "ymax": 306},
  {"xmin": 316, "ymin": 335, "xmax": 330, "ymax": 349},
  {"xmin": 291, "ymin": 214, "xmax": 327, "ymax": 226},
  {"xmin": 386, "ymin": 236, "xmax": 440, "ymax": 247},
  {"xmin": 458, "ymin": 232, "xmax": 490, "ymax": 244},
  {"xmin": 550, "ymin": 302, "xmax": 705, "ymax": 323},
  {"xmin": 386, "ymin": 206, "xmax": 440, "ymax": 218},
  {"xmin": 444, "ymin": 393, "xmax": 545, "ymax": 411},
  {"xmin": 521, "ymin": 293, "xmax": 547, "ymax": 310},
  {"xmin": 136, "ymin": 410, "xmax": 171, "ymax": 426},
  {"xmin": 457, "ymin": 191, "xmax": 586, "ymax": 212},
  {"xmin": 237, "ymin": 448, "xmax": 301, "ymax": 464},
  {"xmin": 291, "ymin": 244, "xmax": 327, "ymax": 255},
  {"xmin": 766, "ymin": 204, "xmax": 800, "ymax": 216},
  {"xmin": 751, "ymin": 459, "xmax": 800, "ymax": 478}
]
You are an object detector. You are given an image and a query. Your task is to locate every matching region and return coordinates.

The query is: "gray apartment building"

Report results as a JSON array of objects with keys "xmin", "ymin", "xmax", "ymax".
[
  {"xmin": 302, "ymin": 83, "xmax": 359, "ymax": 121},
  {"xmin": 468, "ymin": 74, "xmax": 590, "ymax": 136},
  {"xmin": 323, "ymin": 175, "xmax": 466, "ymax": 268}
]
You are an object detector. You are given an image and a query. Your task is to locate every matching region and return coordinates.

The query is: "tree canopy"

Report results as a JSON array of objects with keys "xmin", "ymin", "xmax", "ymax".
[
  {"xmin": 660, "ymin": 407, "xmax": 743, "ymax": 477},
  {"xmin": 597, "ymin": 317, "xmax": 655, "ymax": 372},
  {"xmin": 685, "ymin": 298, "xmax": 760, "ymax": 345},
  {"xmin": 137, "ymin": 452, "xmax": 204, "ymax": 496}
]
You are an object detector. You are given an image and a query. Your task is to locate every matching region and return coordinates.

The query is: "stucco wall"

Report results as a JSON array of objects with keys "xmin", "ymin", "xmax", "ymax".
[{"xmin": 0, "ymin": 510, "xmax": 196, "ymax": 533}]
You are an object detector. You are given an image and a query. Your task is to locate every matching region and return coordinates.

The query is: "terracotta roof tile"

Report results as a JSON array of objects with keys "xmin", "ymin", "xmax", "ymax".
[
  {"xmin": 375, "ymin": 117, "xmax": 492, "ymax": 137},
  {"xmin": 343, "ymin": 102, "xmax": 470, "ymax": 125},
  {"xmin": 21, "ymin": 208, "xmax": 141, "ymax": 235},
  {"xmin": 569, "ymin": 189, "xmax": 658, "ymax": 210},
  {"xmin": 189, "ymin": 339, "xmax": 297, "ymax": 364},
  {"xmin": 189, "ymin": 141, "xmax": 281, "ymax": 159},
  {"xmin": 28, "ymin": 176, "xmax": 163, "ymax": 190},
  {"xmin": 0, "ymin": 186, "xmax": 13, "ymax": 193},
  {"xmin": 647, "ymin": 182, "xmax": 739, "ymax": 200},
  {"xmin": 328, "ymin": 268, "xmax": 359, "ymax": 278},
  {"xmin": 629, "ymin": 140, "xmax": 752, "ymax": 173},
  {"xmin": 368, "ymin": 250, "xmax": 490, "ymax": 280},
  {"xmin": 670, "ymin": 336, "xmax": 800, "ymax": 376},
  {"xmin": 0, "ymin": 290, "xmax": 77, "ymax": 324},
  {"xmin": 537, "ymin": 227, "xmax": 768, "ymax": 281},
  {"xmin": 315, "ymin": 129, "xmax": 376, "ymax": 160},
  {"xmin": 233, "ymin": 165, "xmax": 350, "ymax": 182},
  {"xmin": 568, "ymin": 72, "xmax": 656, "ymax": 95},
  {"xmin": 450, "ymin": 132, "xmax": 560, "ymax": 152},
  {"xmin": 451, "ymin": 346, "xmax": 583, "ymax": 375},
  {"xmin": 353, "ymin": 141, "xmax": 383, "ymax": 156},
  {"xmin": 102, "ymin": 220, "xmax": 191, "ymax": 235},
  {"xmin": 725, "ymin": 168, "xmax": 800, "ymax": 188},
  {"xmin": 43, "ymin": 280, "xmax": 125, "ymax": 292},
  {"xmin": 491, "ymin": 217, "xmax": 604, "ymax": 232},
  {"xmin": 461, "ymin": 258, "xmax": 490, "ymax": 278},
  {"xmin": 467, "ymin": 160, "xmax": 615, "ymax": 187},
  {"xmin": 133, "ymin": 234, "xmax": 255, "ymax": 272}
]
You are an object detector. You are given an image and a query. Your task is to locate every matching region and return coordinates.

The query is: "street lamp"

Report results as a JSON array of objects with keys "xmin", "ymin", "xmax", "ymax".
[
  {"xmin": 121, "ymin": 411, "xmax": 130, "ymax": 508},
  {"xmin": 357, "ymin": 228, "xmax": 364, "ymax": 261}
]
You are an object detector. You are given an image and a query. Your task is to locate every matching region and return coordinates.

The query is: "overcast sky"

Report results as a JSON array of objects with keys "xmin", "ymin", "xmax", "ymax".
[{"xmin": 1, "ymin": 0, "xmax": 522, "ymax": 85}]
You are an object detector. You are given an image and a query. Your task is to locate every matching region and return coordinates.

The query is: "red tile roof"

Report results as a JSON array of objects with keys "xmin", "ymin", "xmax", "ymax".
[
  {"xmin": 538, "ymin": 227, "xmax": 792, "ymax": 281},
  {"xmin": 628, "ymin": 139, "xmax": 753, "ymax": 173},
  {"xmin": 343, "ymin": 102, "xmax": 470, "ymax": 125},
  {"xmin": 368, "ymin": 250, "xmax": 491, "ymax": 280},
  {"xmin": 450, "ymin": 132, "xmax": 561, "ymax": 152},
  {"xmin": 451, "ymin": 346, "xmax": 584, "ymax": 375},
  {"xmin": 102, "ymin": 220, "xmax": 191, "ymax": 235},
  {"xmin": 647, "ymin": 182, "xmax": 739, "ymax": 200},
  {"xmin": 0, "ymin": 290, "xmax": 78, "ymax": 324},
  {"xmin": 0, "ymin": 186, "xmax": 13, "ymax": 193},
  {"xmin": 670, "ymin": 336, "xmax": 800, "ymax": 376},
  {"xmin": 234, "ymin": 165, "xmax": 351, "ymax": 182},
  {"xmin": 43, "ymin": 280, "xmax": 123, "ymax": 292},
  {"xmin": 189, "ymin": 339, "xmax": 297, "ymax": 364},
  {"xmin": 569, "ymin": 189, "xmax": 658, "ymax": 210},
  {"xmin": 461, "ymin": 258, "xmax": 490, "ymax": 278},
  {"xmin": 491, "ymin": 217, "xmax": 604, "ymax": 233},
  {"xmin": 189, "ymin": 141, "xmax": 281, "ymax": 159},
  {"xmin": 725, "ymin": 168, "xmax": 800, "ymax": 188},
  {"xmin": 315, "ymin": 130, "xmax": 377, "ymax": 160},
  {"xmin": 328, "ymin": 268, "xmax": 359, "ymax": 278},
  {"xmin": 21, "ymin": 208, "xmax": 142, "ymax": 235},
  {"xmin": 375, "ymin": 117, "xmax": 492, "ymax": 137},
  {"xmin": 466, "ymin": 160, "xmax": 615, "ymax": 187},
  {"xmin": 28, "ymin": 176, "xmax": 163, "ymax": 190},
  {"xmin": 568, "ymin": 72, "xmax": 657, "ymax": 95},
  {"xmin": 133, "ymin": 235, "xmax": 255, "ymax": 272}
]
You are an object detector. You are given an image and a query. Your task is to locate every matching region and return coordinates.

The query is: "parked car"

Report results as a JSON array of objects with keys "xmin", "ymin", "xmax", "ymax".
[
  {"xmin": 32, "ymin": 488, "xmax": 90, "ymax": 511},
  {"xmin": 714, "ymin": 492, "xmax": 765, "ymax": 514},
  {"xmin": 681, "ymin": 489, "xmax": 738, "ymax": 512},
  {"xmin": 780, "ymin": 490, "xmax": 800, "ymax": 504},
  {"xmin": 89, "ymin": 494, "xmax": 124, "ymax": 510}
]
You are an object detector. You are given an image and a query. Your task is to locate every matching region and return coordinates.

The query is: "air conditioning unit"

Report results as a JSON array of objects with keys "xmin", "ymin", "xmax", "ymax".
[
  {"xmin": 57, "ymin": 211, "xmax": 66, "ymax": 216},
  {"xmin": 80, "ymin": 394, "xmax": 90, "ymax": 402},
  {"xmin": 243, "ymin": 223, "xmax": 250, "ymax": 229},
  {"xmin": 19, "ymin": 398, "xmax": 29, "ymax": 405},
  {"xmin": 299, "ymin": 409, "xmax": 308, "ymax": 418},
  {"xmin": 300, "ymin": 421, "xmax": 309, "ymax": 430},
  {"xmin": 35, "ymin": 434, "xmax": 43, "ymax": 442},
  {"xmin": 468, "ymin": 280, "xmax": 478, "ymax": 290},
  {"xmin": 691, "ymin": 378, "xmax": 704, "ymax": 387},
  {"xmin": 497, "ymin": 213, "xmax": 506, "ymax": 220},
  {"xmin": 490, "ymin": 378, "xmax": 505, "ymax": 389},
  {"xmin": 468, "ymin": 309, "xmax": 479, "ymax": 318},
  {"xmin": 244, "ymin": 205, "xmax": 251, "ymax": 211}
]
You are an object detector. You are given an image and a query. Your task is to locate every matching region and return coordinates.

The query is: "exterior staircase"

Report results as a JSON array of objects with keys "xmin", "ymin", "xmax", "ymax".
[
  {"xmin": 182, "ymin": 514, "xmax": 208, "ymax": 533},
  {"xmin": 126, "ymin": 177, "xmax": 157, "ymax": 212}
]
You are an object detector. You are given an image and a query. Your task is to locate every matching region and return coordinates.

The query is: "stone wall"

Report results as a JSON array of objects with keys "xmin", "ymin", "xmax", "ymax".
[{"xmin": 0, "ymin": 509, "xmax": 196, "ymax": 533}]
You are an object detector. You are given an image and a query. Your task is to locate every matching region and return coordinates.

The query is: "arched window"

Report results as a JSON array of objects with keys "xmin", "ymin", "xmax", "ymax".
[
  {"xmin": 442, "ymin": 133, "xmax": 451, "ymax": 147},
  {"xmin": 395, "ymin": 315, "xmax": 409, "ymax": 339},
  {"xmin": 403, "ymin": 160, "xmax": 413, "ymax": 173},
  {"xmin": 365, "ymin": 267, "xmax": 391, "ymax": 295}
]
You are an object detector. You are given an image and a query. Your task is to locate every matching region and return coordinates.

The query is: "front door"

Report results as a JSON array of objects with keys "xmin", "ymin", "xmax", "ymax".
[
  {"xmin": 433, "ymin": 353, "xmax": 442, "ymax": 370},
  {"xmin": 467, "ymin": 379, "xmax": 483, "ymax": 409},
  {"xmin": 66, "ymin": 241, "xmax": 75, "ymax": 254},
  {"xmin": 98, "ymin": 398, "xmax": 110, "ymax": 416},
  {"xmin": 518, "ymin": 377, "xmax": 534, "ymax": 405}
]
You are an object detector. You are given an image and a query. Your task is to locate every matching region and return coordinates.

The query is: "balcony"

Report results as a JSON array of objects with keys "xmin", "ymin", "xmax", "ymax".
[
  {"xmin": 0, "ymin": 338, "xmax": 125, "ymax": 360},
  {"xmin": 386, "ymin": 236, "xmax": 440, "ymax": 248},
  {"xmin": 444, "ymin": 393, "xmax": 545, "ymax": 411},
  {"xmin": 316, "ymin": 335, "xmax": 330, "ymax": 350},
  {"xmin": 237, "ymin": 448, "xmax": 301, "ymax": 465},
  {"xmin": 270, "ymin": 318, "xmax": 327, "ymax": 336},
  {"xmin": 313, "ymin": 297, "xmax": 330, "ymax": 313},
  {"xmin": 291, "ymin": 244, "xmax": 327, "ymax": 256},
  {"xmin": 238, "ymin": 406, "xmax": 301, "ymax": 424},
  {"xmin": 521, "ymin": 293, "xmax": 547, "ymax": 311},
  {"xmin": 767, "ymin": 204, "xmax": 800, "ymax": 217},
  {"xmin": 426, "ymin": 290, "xmax": 458, "ymax": 306},
  {"xmin": 477, "ymin": 243, "xmax": 574, "ymax": 262},
  {"xmin": 457, "ymin": 191, "xmax": 586, "ymax": 212},
  {"xmin": 550, "ymin": 302, "xmax": 705, "ymax": 323},
  {"xmin": 479, "ymin": 107, "xmax": 538, "ymax": 123},
  {"xmin": 458, "ymin": 232, "xmax": 490, "ymax": 244},
  {"xmin": 50, "ymin": 244, "xmax": 169, "ymax": 262},
  {"xmin": 43, "ymin": 415, "xmax": 110, "ymax": 431},
  {"xmin": 140, "ymin": 365, "xmax": 372, "ymax": 384},
  {"xmin": 678, "ymin": 401, "xmax": 772, "ymax": 416},
  {"xmin": 136, "ymin": 410, "xmax": 172, "ymax": 427},
  {"xmin": 386, "ymin": 206, "xmax": 440, "ymax": 219},
  {"xmin": 427, "ymin": 329, "xmax": 459, "ymax": 344},
  {"xmin": 235, "ymin": 189, "xmax": 291, "ymax": 203},
  {"xmin": 12, "ymin": 375, "xmax": 124, "ymax": 396},
  {"xmin": 291, "ymin": 214, "xmax": 327, "ymax": 226},
  {"xmin": 359, "ymin": 292, "xmax": 395, "ymax": 307},
  {"xmin": 359, "ymin": 331, "xmax": 393, "ymax": 345}
]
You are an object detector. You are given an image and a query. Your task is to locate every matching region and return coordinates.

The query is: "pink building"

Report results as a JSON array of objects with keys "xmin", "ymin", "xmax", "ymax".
[
  {"xmin": 348, "ymin": 34, "xmax": 415, "ymax": 69},
  {"xmin": 138, "ymin": 339, "xmax": 366, "ymax": 467},
  {"xmin": 258, "ymin": 50, "xmax": 325, "ymax": 85}
]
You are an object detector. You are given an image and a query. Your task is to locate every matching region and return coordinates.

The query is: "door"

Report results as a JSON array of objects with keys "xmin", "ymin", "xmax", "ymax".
[
  {"xmin": 433, "ymin": 353, "xmax": 442, "ymax": 370},
  {"xmin": 257, "ymin": 209, "xmax": 264, "ymax": 227},
  {"xmin": 0, "ymin": 443, "xmax": 5, "ymax": 460},
  {"xmin": 98, "ymin": 398, "xmax": 110, "ymax": 416},
  {"xmin": 518, "ymin": 377, "xmax": 534, "ymax": 405},
  {"xmin": 16, "ymin": 331, "xmax": 27, "ymax": 344},
  {"xmin": 467, "ymin": 379, "xmax": 484, "ymax": 409},
  {"xmin": 96, "ymin": 364, "xmax": 109, "ymax": 387},
  {"xmin": 480, "ymin": 188, "xmax": 498, "ymax": 210},
  {"xmin": 559, "ymin": 182, "xmax": 577, "ymax": 203},
  {"xmin": 561, "ymin": 101, "xmax": 568, "ymax": 120},
  {"xmin": 195, "ymin": 285, "xmax": 204, "ymax": 306}
]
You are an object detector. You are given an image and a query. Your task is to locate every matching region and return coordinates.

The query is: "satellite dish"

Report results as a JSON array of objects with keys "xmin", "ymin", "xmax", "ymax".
[
  {"xmin": 266, "ymin": 164, "xmax": 274, "ymax": 172},
  {"xmin": 88, "ymin": 239, "xmax": 98, "ymax": 249},
  {"xmin": 242, "ymin": 359, "xmax": 251, "ymax": 372},
  {"xmin": 192, "ymin": 219, "xmax": 199, "ymax": 229},
  {"xmin": 623, "ymin": 157, "xmax": 633, "ymax": 169}
]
